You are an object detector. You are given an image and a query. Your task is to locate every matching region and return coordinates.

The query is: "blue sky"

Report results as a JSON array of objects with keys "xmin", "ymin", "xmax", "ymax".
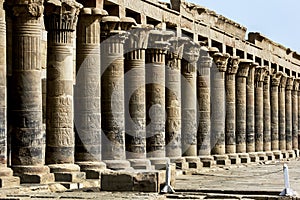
[{"xmin": 164, "ymin": 0, "xmax": 300, "ymax": 53}]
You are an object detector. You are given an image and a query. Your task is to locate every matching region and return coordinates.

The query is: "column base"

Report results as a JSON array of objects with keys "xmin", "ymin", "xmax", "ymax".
[
  {"xmin": 149, "ymin": 158, "xmax": 170, "ymax": 170},
  {"xmin": 227, "ymin": 154, "xmax": 241, "ymax": 165},
  {"xmin": 273, "ymin": 150, "xmax": 283, "ymax": 160},
  {"xmin": 281, "ymin": 151, "xmax": 289, "ymax": 159},
  {"xmin": 76, "ymin": 162, "xmax": 107, "ymax": 179},
  {"xmin": 48, "ymin": 164, "xmax": 86, "ymax": 183},
  {"xmin": 12, "ymin": 165, "xmax": 54, "ymax": 184},
  {"xmin": 257, "ymin": 152, "xmax": 268, "ymax": 162},
  {"xmin": 184, "ymin": 156, "xmax": 203, "ymax": 169},
  {"xmin": 0, "ymin": 167, "xmax": 20, "ymax": 188},
  {"xmin": 199, "ymin": 156, "xmax": 215, "ymax": 168},
  {"xmin": 103, "ymin": 160, "xmax": 132, "ymax": 171},
  {"xmin": 248, "ymin": 153, "xmax": 259, "ymax": 163},
  {"xmin": 128, "ymin": 159, "xmax": 152, "ymax": 170},
  {"xmin": 213, "ymin": 155, "xmax": 230, "ymax": 166},
  {"xmin": 287, "ymin": 150, "xmax": 296, "ymax": 159},
  {"xmin": 265, "ymin": 152, "xmax": 275, "ymax": 161},
  {"xmin": 170, "ymin": 157, "xmax": 188, "ymax": 170},
  {"xmin": 237, "ymin": 153, "xmax": 250, "ymax": 163}
]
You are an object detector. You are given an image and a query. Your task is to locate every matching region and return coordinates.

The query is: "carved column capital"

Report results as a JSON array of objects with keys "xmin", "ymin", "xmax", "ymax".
[
  {"xmin": 286, "ymin": 77, "xmax": 294, "ymax": 91},
  {"xmin": 183, "ymin": 41, "xmax": 200, "ymax": 64},
  {"xmin": 148, "ymin": 30, "xmax": 174, "ymax": 49},
  {"xmin": 226, "ymin": 56, "xmax": 240, "ymax": 75},
  {"xmin": 293, "ymin": 78, "xmax": 300, "ymax": 91},
  {"xmin": 212, "ymin": 52, "xmax": 230, "ymax": 73},
  {"xmin": 125, "ymin": 25, "xmax": 153, "ymax": 50},
  {"xmin": 168, "ymin": 36, "xmax": 190, "ymax": 60},
  {"xmin": 237, "ymin": 59, "xmax": 252, "ymax": 77},
  {"xmin": 271, "ymin": 71, "xmax": 284, "ymax": 87},
  {"xmin": 279, "ymin": 73, "xmax": 288, "ymax": 88},
  {"xmin": 255, "ymin": 66, "xmax": 269, "ymax": 85},
  {"xmin": 6, "ymin": 0, "xmax": 44, "ymax": 19}
]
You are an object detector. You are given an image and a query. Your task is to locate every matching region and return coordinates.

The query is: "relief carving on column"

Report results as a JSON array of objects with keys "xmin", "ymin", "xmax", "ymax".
[
  {"xmin": 237, "ymin": 59, "xmax": 252, "ymax": 77},
  {"xmin": 279, "ymin": 73, "xmax": 288, "ymax": 89},
  {"xmin": 167, "ymin": 37, "xmax": 189, "ymax": 70},
  {"xmin": 9, "ymin": 1, "xmax": 44, "ymax": 18},
  {"xmin": 182, "ymin": 41, "xmax": 200, "ymax": 77}
]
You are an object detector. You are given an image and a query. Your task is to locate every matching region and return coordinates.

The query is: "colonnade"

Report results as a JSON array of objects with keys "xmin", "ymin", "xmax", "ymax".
[{"xmin": 1, "ymin": 0, "xmax": 300, "ymax": 187}]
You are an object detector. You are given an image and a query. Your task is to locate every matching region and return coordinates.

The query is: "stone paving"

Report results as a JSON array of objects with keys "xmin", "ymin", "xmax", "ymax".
[{"xmin": 2, "ymin": 160, "xmax": 300, "ymax": 199}]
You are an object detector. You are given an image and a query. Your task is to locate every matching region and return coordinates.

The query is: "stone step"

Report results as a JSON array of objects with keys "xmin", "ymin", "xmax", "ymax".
[
  {"xmin": 53, "ymin": 172, "xmax": 86, "ymax": 183},
  {"xmin": 0, "ymin": 176, "xmax": 20, "ymax": 188}
]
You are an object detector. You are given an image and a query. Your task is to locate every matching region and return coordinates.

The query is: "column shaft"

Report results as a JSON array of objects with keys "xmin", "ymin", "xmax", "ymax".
[
  {"xmin": 292, "ymin": 80, "xmax": 299, "ymax": 150},
  {"xmin": 75, "ymin": 9, "xmax": 102, "ymax": 162},
  {"xmin": 197, "ymin": 55, "xmax": 212, "ymax": 156},
  {"xmin": 263, "ymin": 74, "xmax": 271, "ymax": 151},
  {"xmin": 271, "ymin": 72, "xmax": 283, "ymax": 151},
  {"xmin": 279, "ymin": 75, "xmax": 287, "ymax": 151},
  {"xmin": 181, "ymin": 43, "xmax": 199, "ymax": 156},
  {"xmin": 254, "ymin": 67, "xmax": 267, "ymax": 152},
  {"xmin": 285, "ymin": 77, "xmax": 293, "ymax": 150},
  {"xmin": 45, "ymin": 1, "xmax": 82, "ymax": 164},
  {"xmin": 211, "ymin": 53, "xmax": 229, "ymax": 155},
  {"xmin": 225, "ymin": 57, "xmax": 239, "ymax": 154},
  {"xmin": 124, "ymin": 28, "xmax": 148, "ymax": 159},
  {"xmin": 246, "ymin": 64, "xmax": 257, "ymax": 152},
  {"xmin": 236, "ymin": 60, "xmax": 251, "ymax": 153}
]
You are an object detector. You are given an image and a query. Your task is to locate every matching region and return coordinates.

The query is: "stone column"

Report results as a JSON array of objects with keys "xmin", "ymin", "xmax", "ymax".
[
  {"xmin": 292, "ymin": 79, "xmax": 299, "ymax": 152},
  {"xmin": 225, "ymin": 57, "xmax": 239, "ymax": 154},
  {"xmin": 271, "ymin": 72, "xmax": 283, "ymax": 152},
  {"xmin": 7, "ymin": 0, "xmax": 53, "ymax": 184},
  {"xmin": 124, "ymin": 26, "xmax": 151, "ymax": 169},
  {"xmin": 165, "ymin": 37, "xmax": 187, "ymax": 159},
  {"xmin": 236, "ymin": 60, "xmax": 251, "ymax": 153},
  {"xmin": 298, "ymin": 83, "xmax": 300, "ymax": 150},
  {"xmin": 44, "ymin": 1, "xmax": 85, "ymax": 180},
  {"xmin": 100, "ymin": 16, "xmax": 136, "ymax": 169},
  {"xmin": 181, "ymin": 41, "xmax": 200, "ymax": 157},
  {"xmin": 254, "ymin": 66, "xmax": 268, "ymax": 152},
  {"xmin": 197, "ymin": 47, "xmax": 212, "ymax": 157},
  {"xmin": 146, "ymin": 30, "xmax": 173, "ymax": 165},
  {"xmin": 285, "ymin": 77, "xmax": 293, "ymax": 153},
  {"xmin": 246, "ymin": 62, "xmax": 257, "ymax": 153},
  {"xmin": 74, "ymin": 8, "xmax": 107, "ymax": 176},
  {"xmin": 263, "ymin": 70, "xmax": 272, "ymax": 152},
  {"xmin": 210, "ymin": 53, "xmax": 229, "ymax": 155},
  {"xmin": 279, "ymin": 74, "xmax": 287, "ymax": 152},
  {"xmin": 0, "ymin": 0, "xmax": 19, "ymax": 187}
]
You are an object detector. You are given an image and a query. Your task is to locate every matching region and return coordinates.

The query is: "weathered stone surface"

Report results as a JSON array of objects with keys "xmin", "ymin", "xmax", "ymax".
[
  {"xmin": 263, "ymin": 71, "xmax": 271, "ymax": 152},
  {"xmin": 286, "ymin": 77, "xmax": 294, "ymax": 151},
  {"xmin": 210, "ymin": 52, "xmax": 229, "ymax": 155},
  {"xmin": 225, "ymin": 56, "xmax": 239, "ymax": 154},
  {"xmin": 197, "ymin": 47, "xmax": 212, "ymax": 156},
  {"xmin": 292, "ymin": 79, "xmax": 299, "ymax": 150},
  {"xmin": 278, "ymin": 73, "xmax": 288, "ymax": 151}
]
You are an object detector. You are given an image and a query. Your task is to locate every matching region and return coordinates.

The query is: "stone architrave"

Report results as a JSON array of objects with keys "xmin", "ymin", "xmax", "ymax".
[
  {"xmin": 165, "ymin": 37, "xmax": 188, "ymax": 158},
  {"xmin": 285, "ymin": 77, "xmax": 294, "ymax": 151},
  {"xmin": 181, "ymin": 41, "xmax": 200, "ymax": 157},
  {"xmin": 100, "ymin": 16, "xmax": 136, "ymax": 169},
  {"xmin": 271, "ymin": 71, "xmax": 283, "ymax": 151},
  {"xmin": 0, "ymin": 0, "xmax": 19, "ymax": 187},
  {"xmin": 44, "ymin": 0, "xmax": 83, "ymax": 171},
  {"xmin": 254, "ymin": 66, "xmax": 268, "ymax": 152},
  {"xmin": 263, "ymin": 70, "xmax": 271, "ymax": 152},
  {"xmin": 292, "ymin": 79, "xmax": 299, "ymax": 150},
  {"xmin": 146, "ymin": 30, "xmax": 174, "ymax": 159},
  {"xmin": 225, "ymin": 56, "xmax": 239, "ymax": 154},
  {"xmin": 236, "ymin": 59, "xmax": 251, "ymax": 153},
  {"xmin": 8, "ymin": 0, "xmax": 53, "ymax": 184},
  {"xmin": 278, "ymin": 74, "xmax": 288, "ymax": 151},
  {"xmin": 210, "ymin": 52, "xmax": 230, "ymax": 155},
  {"xmin": 246, "ymin": 62, "xmax": 257, "ymax": 153},
  {"xmin": 124, "ymin": 26, "xmax": 151, "ymax": 161},
  {"xmin": 74, "ymin": 8, "xmax": 107, "ymax": 173},
  {"xmin": 197, "ymin": 47, "xmax": 213, "ymax": 156}
]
